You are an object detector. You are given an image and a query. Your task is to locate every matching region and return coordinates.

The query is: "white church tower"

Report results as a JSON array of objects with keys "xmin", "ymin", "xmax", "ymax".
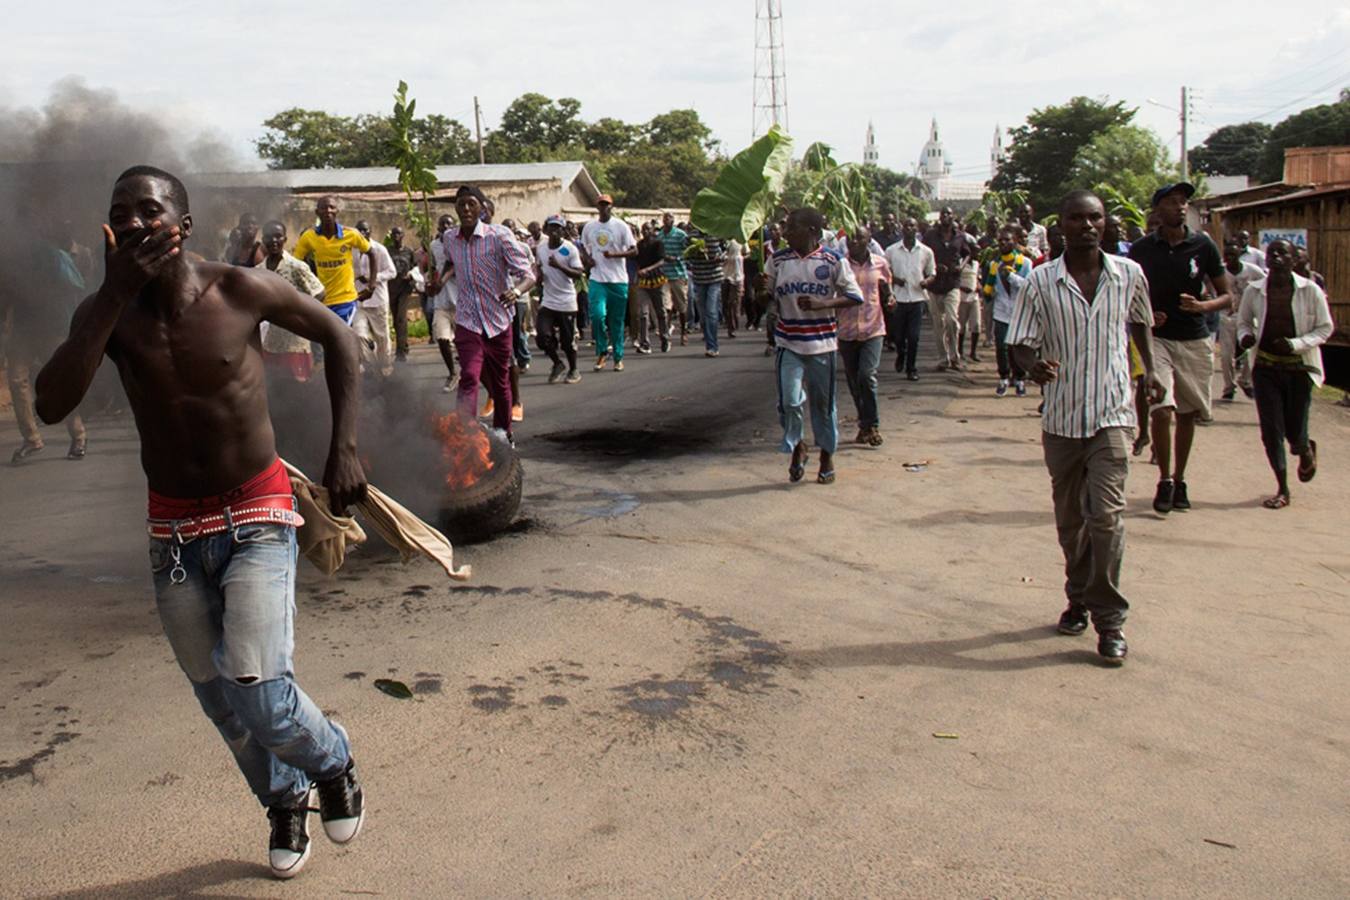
[
  {"xmin": 863, "ymin": 121, "xmax": 878, "ymax": 165},
  {"xmin": 990, "ymin": 124, "xmax": 1006, "ymax": 179},
  {"xmin": 917, "ymin": 117, "xmax": 951, "ymax": 194}
]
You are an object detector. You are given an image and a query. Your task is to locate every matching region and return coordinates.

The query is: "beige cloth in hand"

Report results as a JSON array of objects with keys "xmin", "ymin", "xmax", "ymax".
[{"xmin": 283, "ymin": 460, "xmax": 471, "ymax": 581}]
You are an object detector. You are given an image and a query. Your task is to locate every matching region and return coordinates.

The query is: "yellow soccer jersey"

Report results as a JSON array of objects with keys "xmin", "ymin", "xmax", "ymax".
[{"xmin": 293, "ymin": 225, "xmax": 371, "ymax": 306}]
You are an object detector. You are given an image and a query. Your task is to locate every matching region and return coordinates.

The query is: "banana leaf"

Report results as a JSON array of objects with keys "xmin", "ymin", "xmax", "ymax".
[{"xmin": 690, "ymin": 126, "xmax": 794, "ymax": 243}]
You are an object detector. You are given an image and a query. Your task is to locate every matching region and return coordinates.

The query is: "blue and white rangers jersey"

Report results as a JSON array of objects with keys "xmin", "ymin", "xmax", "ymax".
[{"xmin": 765, "ymin": 244, "xmax": 864, "ymax": 355}]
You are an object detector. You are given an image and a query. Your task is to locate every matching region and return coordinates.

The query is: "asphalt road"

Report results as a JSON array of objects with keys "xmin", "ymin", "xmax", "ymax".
[{"xmin": 3, "ymin": 327, "xmax": 1349, "ymax": 898}]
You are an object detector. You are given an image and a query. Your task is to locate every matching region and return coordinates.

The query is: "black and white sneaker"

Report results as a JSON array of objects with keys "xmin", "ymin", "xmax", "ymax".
[
  {"xmin": 316, "ymin": 758, "xmax": 365, "ymax": 844},
  {"xmin": 315, "ymin": 723, "xmax": 365, "ymax": 845},
  {"xmin": 267, "ymin": 787, "xmax": 314, "ymax": 879}
]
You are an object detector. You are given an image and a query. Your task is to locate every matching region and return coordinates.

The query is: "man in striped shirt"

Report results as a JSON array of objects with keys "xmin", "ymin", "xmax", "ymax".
[
  {"xmin": 659, "ymin": 212, "xmax": 690, "ymax": 341},
  {"xmin": 440, "ymin": 185, "xmax": 536, "ymax": 443},
  {"xmin": 766, "ymin": 207, "xmax": 864, "ymax": 485},
  {"xmin": 1009, "ymin": 190, "xmax": 1162, "ymax": 666},
  {"xmin": 686, "ymin": 228, "xmax": 728, "ymax": 356}
]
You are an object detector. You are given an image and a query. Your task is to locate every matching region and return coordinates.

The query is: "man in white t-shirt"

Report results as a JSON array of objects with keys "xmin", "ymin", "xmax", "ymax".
[
  {"xmin": 579, "ymin": 194, "xmax": 637, "ymax": 371},
  {"xmin": 352, "ymin": 220, "xmax": 397, "ymax": 376},
  {"xmin": 534, "ymin": 215, "xmax": 585, "ymax": 384},
  {"xmin": 425, "ymin": 214, "xmax": 459, "ymax": 392}
]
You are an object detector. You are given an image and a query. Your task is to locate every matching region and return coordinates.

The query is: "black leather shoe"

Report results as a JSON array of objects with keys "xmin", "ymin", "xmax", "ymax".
[
  {"xmin": 1097, "ymin": 629, "xmax": 1127, "ymax": 665},
  {"xmin": 1172, "ymin": 480, "xmax": 1191, "ymax": 510},
  {"xmin": 1153, "ymin": 479, "xmax": 1175, "ymax": 514},
  {"xmin": 1057, "ymin": 605, "xmax": 1089, "ymax": 636}
]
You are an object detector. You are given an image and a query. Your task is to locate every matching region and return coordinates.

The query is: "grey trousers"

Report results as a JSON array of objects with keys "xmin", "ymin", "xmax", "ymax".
[{"xmin": 1041, "ymin": 427, "xmax": 1132, "ymax": 630}]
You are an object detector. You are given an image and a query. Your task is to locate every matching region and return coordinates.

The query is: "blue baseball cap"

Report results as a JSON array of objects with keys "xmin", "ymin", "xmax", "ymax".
[
  {"xmin": 1151, "ymin": 181, "xmax": 1195, "ymax": 208},
  {"xmin": 544, "ymin": 214, "xmax": 566, "ymax": 228}
]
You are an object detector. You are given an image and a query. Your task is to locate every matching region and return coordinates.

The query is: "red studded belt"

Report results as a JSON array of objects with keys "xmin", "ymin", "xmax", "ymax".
[{"xmin": 147, "ymin": 495, "xmax": 304, "ymax": 541}]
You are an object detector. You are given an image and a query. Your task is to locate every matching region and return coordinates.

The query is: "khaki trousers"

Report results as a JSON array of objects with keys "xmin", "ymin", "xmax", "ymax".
[
  {"xmin": 354, "ymin": 303, "xmax": 392, "ymax": 374},
  {"xmin": 927, "ymin": 288, "xmax": 960, "ymax": 363},
  {"xmin": 1041, "ymin": 427, "xmax": 1132, "ymax": 630},
  {"xmin": 6, "ymin": 353, "xmax": 85, "ymax": 446}
]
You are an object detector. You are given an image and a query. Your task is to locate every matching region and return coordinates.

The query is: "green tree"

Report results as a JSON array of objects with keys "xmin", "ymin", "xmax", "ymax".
[
  {"xmin": 488, "ymin": 93, "xmax": 585, "ymax": 161},
  {"xmin": 256, "ymin": 109, "xmax": 357, "ymax": 168},
  {"xmin": 861, "ymin": 164, "xmax": 929, "ymax": 222},
  {"xmin": 647, "ymin": 109, "xmax": 716, "ymax": 152},
  {"xmin": 1257, "ymin": 90, "xmax": 1350, "ymax": 182},
  {"xmin": 584, "ymin": 117, "xmax": 638, "ymax": 154},
  {"xmin": 1070, "ymin": 124, "xmax": 1180, "ymax": 212},
  {"xmin": 1189, "ymin": 122, "xmax": 1272, "ymax": 179},
  {"xmin": 989, "ymin": 96, "xmax": 1135, "ymax": 215},
  {"xmin": 256, "ymin": 107, "xmax": 475, "ymax": 169}
]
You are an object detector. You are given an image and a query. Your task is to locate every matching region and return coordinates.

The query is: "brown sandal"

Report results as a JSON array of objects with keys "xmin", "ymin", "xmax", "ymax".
[{"xmin": 1297, "ymin": 440, "xmax": 1317, "ymax": 483}]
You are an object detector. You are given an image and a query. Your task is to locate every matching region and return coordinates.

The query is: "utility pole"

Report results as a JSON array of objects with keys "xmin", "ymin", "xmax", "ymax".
[
  {"xmin": 1180, "ymin": 85, "xmax": 1189, "ymax": 181},
  {"xmin": 752, "ymin": 0, "xmax": 789, "ymax": 138},
  {"xmin": 475, "ymin": 95, "xmax": 486, "ymax": 166}
]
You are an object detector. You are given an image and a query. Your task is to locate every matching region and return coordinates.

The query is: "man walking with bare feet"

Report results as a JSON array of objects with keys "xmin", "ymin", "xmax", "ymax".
[
  {"xmin": 35, "ymin": 166, "xmax": 368, "ymax": 879},
  {"xmin": 1010, "ymin": 190, "xmax": 1161, "ymax": 665}
]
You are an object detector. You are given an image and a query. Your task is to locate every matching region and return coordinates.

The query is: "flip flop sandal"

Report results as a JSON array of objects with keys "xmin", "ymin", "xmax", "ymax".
[
  {"xmin": 867, "ymin": 430, "xmax": 884, "ymax": 447},
  {"xmin": 816, "ymin": 470, "xmax": 836, "ymax": 485},
  {"xmin": 11, "ymin": 442, "xmax": 44, "ymax": 464},
  {"xmin": 1297, "ymin": 440, "xmax": 1317, "ymax": 483},
  {"xmin": 1262, "ymin": 494, "xmax": 1290, "ymax": 509},
  {"xmin": 67, "ymin": 439, "xmax": 87, "ymax": 460},
  {"xmin": 788, "ymin": 448, "xmax": 808, "ymax": 483}
]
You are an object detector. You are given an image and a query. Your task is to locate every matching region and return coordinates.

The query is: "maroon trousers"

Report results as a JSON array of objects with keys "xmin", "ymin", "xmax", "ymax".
[{"xmin": 454, "ymin": 324, "xmax": 513, "ymax": 434}]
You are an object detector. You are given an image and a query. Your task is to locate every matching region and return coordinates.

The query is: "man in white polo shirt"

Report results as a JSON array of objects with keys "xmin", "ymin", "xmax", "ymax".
[{"xmin": 885, "ymin": 216, "xmax": 936, "ymax": 381}]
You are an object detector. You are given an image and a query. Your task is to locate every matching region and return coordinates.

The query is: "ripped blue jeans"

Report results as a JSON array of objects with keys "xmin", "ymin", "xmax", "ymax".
[{"xmin": 150, "ymin": 523, "xmax": 349, "ymax": 807}]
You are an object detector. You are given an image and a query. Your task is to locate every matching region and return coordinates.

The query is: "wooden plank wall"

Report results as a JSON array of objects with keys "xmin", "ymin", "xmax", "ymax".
[{"xmin": 1284, "ymin": 147, "xmax": 1350, "ymax": 186}]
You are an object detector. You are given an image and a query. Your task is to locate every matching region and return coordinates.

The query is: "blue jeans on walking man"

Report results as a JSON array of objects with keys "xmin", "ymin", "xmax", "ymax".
[
  {"xmin": 691, "ymin": 280, "xmax": 722, "ymax": 353},
  {"xmin": 776, "ymin": 347, "xmax": 838, "ymax": 454},
  {"xmin": 151, "ymin": 522, "xmax": 350, "ymax": 807}
]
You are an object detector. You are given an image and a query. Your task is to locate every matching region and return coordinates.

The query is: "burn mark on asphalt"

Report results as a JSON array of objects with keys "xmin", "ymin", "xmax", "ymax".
[
  {"xmin": 0, "ymin": 732, "xmax": 79, "ymax": 784},
  {"xmin": 468, "ymin": 684, "xmax": 516, "ymax": 712},
  {"xmin": 613, "ymin": 679, "xmax": 705, "ymax": 718},
  {"xmin": 536, "ymin": 428, "xmax": 712, "ymax": 461}
]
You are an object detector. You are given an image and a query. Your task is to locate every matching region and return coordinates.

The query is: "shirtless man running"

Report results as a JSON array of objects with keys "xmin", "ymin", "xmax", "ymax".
[{"xmin": 35, "ymin": 166, "xmax": 368, "ymax": 880}]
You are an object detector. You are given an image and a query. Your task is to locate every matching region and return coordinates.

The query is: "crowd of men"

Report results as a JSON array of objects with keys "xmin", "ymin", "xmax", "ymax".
[
  {"xmin": 204, "ymin": 182, "xmax": 1336, "ymax": 668},
  {"xmin": 0, "ymin": 163, "xmax": 1338, "ymax": 882}
]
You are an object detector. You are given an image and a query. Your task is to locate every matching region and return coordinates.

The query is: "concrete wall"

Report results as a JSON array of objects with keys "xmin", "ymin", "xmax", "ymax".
[{"xmin": 197, "ymin": 178, "xmax": 591, "ymax": 252}]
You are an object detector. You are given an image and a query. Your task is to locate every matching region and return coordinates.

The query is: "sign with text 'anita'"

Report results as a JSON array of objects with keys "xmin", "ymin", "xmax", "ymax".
[{"xmin": 1259, "ymin": 228, "xmax": 1307, "ymax": 249}]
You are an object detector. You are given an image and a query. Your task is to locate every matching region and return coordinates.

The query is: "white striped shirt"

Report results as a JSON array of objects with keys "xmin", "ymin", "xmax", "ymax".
[
  {"xmin": 765, "ymin": 245, "xmax": 864, "ymax": 355},
  {"xmin": 1007, "ymin": 253, "xmax": 1154, "ymax": 438}
]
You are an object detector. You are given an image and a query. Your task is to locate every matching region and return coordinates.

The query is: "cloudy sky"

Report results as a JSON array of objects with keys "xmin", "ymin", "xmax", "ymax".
[{"xmin": 5, "ymin": 1, "xmax": 1347, "ymax": 179}]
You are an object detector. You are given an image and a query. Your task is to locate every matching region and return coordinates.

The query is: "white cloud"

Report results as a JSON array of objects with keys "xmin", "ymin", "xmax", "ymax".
[{"xmin": 3, "ymin": 0, "xmax": 1345, "ymax": 179}]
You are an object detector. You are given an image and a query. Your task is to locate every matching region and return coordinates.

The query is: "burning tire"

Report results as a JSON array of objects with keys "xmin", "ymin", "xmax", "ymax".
[{"xmin": 435, "ymin": 417, "xmax": 523, "ymax": 543}]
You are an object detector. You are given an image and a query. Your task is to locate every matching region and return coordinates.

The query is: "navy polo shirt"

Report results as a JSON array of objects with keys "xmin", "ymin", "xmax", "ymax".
[{"xmin": 1128, "ymin": 227, "xmax": 1224, "ymax": 341}]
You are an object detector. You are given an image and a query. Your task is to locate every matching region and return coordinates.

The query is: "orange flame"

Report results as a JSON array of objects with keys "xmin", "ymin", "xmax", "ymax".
[{"xmin": 434, "ymin": 413, "xmax": 495, "ymax": 489}]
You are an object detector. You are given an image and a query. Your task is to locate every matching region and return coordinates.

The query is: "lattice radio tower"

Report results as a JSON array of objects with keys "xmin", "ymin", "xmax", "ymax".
[{"xmin": 752, "ymin": 0, "xmax": 789, "ymax": 137}]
